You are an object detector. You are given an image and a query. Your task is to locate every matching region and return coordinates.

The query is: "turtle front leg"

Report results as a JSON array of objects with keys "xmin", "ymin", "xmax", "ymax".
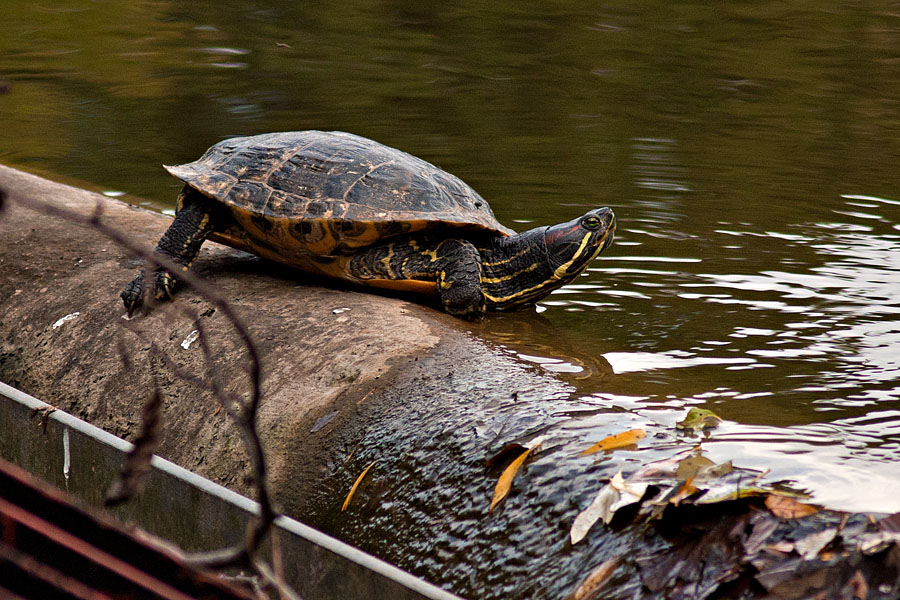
[
  {"xmin": 432, "ymin": 239, "xmax": 485, "ymax": 318},
  {"xmin": 348, "ymin": 237, "xmax": 486, "ymax": 319},
  {"xmin": 121, "ymin": 192, "xmax": 216, "ymax": 315}
]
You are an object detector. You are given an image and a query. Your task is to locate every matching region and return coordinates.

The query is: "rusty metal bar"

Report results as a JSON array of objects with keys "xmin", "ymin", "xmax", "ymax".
[
  {"xmin": 0, "ymin": 495, "xmax": 197, "ymax": 600},
  {"xmin": 0, "ymin": 456, "xmax": 255, "ymax": 599}
]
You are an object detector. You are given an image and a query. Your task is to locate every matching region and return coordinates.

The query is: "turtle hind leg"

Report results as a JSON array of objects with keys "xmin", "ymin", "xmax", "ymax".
[
  {"xmin": 348, "ymin": 237, "xmax": 486, "ymax": 319},
  {"xmin": 121, "ymin": 189, "xmax": 217, "ymax": 315}
]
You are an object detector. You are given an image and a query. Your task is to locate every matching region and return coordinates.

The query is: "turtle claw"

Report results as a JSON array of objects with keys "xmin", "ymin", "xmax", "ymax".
[
  {"xmin": 120, "ymin": 270, "xmax": 177, "ymax": 316},
  {"xmin": 121, "ymin": 274, "xmax": 145, "ymax": 317},
  {"xmin": 440, "ymin": 282, "xmax": 486, "ymax": 320},
  {"xmin": 154, "ymin": 271, "xmax": 176, "ymax": 301}
]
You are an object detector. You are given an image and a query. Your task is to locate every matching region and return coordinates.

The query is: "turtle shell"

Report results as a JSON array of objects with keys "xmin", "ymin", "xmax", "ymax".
[{"xmin": 165, "ymin": 131, "xmax": 514, "ymax": 258}]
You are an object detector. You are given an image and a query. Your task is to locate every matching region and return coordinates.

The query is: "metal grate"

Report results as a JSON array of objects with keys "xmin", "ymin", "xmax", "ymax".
[{"xmin": 0, "ymin": 457, "xmax": 255, "ymax": 600}]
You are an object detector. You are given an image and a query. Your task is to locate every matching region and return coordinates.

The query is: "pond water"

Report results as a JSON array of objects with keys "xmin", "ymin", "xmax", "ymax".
[{"xmin": 3, "ymin": 0, "xmax": 900, "ymax": 591}]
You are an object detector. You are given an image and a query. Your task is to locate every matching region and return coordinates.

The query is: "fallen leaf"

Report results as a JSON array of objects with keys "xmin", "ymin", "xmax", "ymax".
[
  {"xmin": 570, "ymin": 471, "xmax": 648, "ymax": 544},
  {"xmin": 581, "ymin": 429, "xmax": 646, "ymax": 455},
  {"xmin": 569, "ymin": 557, "xmax": 620, "ymax": 600},
  {"xmin": 571, "ymin": 477, "xmax": 620, "ymax": 544},
  {"xmin": 629, "ymin": 448, "xmax": 696, "ymax": 481},
  {"xmin": 766, "ymin": 540, "xmax": 796, "ymax": 554},
  {"xmin": 489, "ymin": 435, "xmax": 546, "ymax": 513},
  {"xmin": 765, "ymin": 494, "xmax": 819, "ymax": 519},
  {"xmin": 702, "ymin": 460, "xmax": 734, "ymax": 479},
  {"xmin": 636, "ymin": 509, "xmax": 752, "ymax": 594},
  {"xmin": 857, "ymin": 530, "xmax": 900, "ymax": 555},
  {"xmin": 876, "ymin": 512, "xmax": 900, "ymax": 534},
  {"xmin": 486, "ymin": 442, "xmax": 530, "ymax": 470},
  {"xmin": 794, "ymin": 527, "xmax": 837, "ymax": 559},
  {"xmin": 342, "ymin": 460, "xmax": 376, "ymax": 512},
  {"xmin": 675, "ymin": 454, "xmax": 715, "ymax": 480},
  {"xmin": 675, "ymin": 407, "xmax": 723, "ymax": 431},
  {"xmin": 693, "ymin": 484, "xmax": 770, "ymax": 504},
  {"xmin": 842, "ymin": 570, "xmax": 868, "ymax": 600}
]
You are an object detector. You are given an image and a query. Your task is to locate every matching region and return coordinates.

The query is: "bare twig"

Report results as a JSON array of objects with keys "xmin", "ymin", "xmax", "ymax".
[
  {"xmin": 254, "ymin": 559, "xmax": 303, "ymax": 600},
  {"xmin": 105, "ymin": 388, "xmax": 163, "ymax": 506},
  {"xmin": 14, "ymin": 194, "xmax": 263, "ymax": 419},
  {"xmin": 4, "ymin": 192, "xmax": 293, "ymax": 598}
]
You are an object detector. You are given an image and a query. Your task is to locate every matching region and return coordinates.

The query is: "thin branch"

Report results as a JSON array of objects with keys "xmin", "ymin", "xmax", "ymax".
[
  {"xmin": 118, "ymin": 306, "xmax": 278, "ymax": 561},
  {"xmin": 254, "ymin": 558, "xmax": 303, "ymax": 600},
  {"xmin": 5, "ymin": 192, "xmax": 292, "ymax": 596},
  {"xmin": 15, "ymin": 194, "xmax": 263, "ymax": 418},
  {"xmin": 105, "ymin": 387, "xmax": 164, "ymax": 506}
]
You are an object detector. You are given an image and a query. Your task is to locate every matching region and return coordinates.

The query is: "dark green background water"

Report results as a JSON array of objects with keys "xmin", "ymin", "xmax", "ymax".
[{"xmin": 3, "ymin": 1, "xmax": 900, "ymax": 595}]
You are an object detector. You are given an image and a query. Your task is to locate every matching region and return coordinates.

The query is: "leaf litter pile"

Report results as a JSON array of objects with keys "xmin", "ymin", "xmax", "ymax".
[
  {"xmin": 340, "ymin": 406, "xmax": 900, "ymax": 599},
  {"xmin": 480, "ymin": 408, "xmax": 900, "ymax": 599}
]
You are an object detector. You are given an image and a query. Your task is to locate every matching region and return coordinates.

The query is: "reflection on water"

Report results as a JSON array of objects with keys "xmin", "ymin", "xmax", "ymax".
[
  {"xmin": 602, "ymin": 350, "xmax": 754, "ymax": 373},
  {"xmin": 475, "ymin": 181, "xmax": 900, "ymax": 511},
  {"xmin": 542, "ymin": 194, "xmax": 900, "ymax": 511}
]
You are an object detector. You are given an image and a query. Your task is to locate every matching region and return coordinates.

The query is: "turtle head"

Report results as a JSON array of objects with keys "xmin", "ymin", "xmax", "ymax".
[
  {"xmin": 543, "ymin": 207, "xmax": 615, "ymax": 281},
  {"xmin": 482, "ymin": 207, "xmax": 615, "ymax": 310}
]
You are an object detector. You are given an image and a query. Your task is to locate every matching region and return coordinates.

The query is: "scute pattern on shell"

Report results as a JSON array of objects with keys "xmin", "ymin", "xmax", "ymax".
[{"xmin": 164, "ymin": 131, "xmax": 513, "ymax": 253}]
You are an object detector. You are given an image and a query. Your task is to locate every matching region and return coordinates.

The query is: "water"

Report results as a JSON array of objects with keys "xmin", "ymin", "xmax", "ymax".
[{"xmin": 3, "ymin": 1, "xmax": 900, "ymax": 595}]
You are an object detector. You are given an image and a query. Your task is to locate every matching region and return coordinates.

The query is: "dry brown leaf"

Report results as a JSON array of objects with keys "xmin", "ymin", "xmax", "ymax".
[
  {"xmin": 765, "ymin": 494, "xmax": 819, "ymax": 519},
  {"xmin": 877, "ymin": 512, "xmax": 900, "ymax": 533},
  {"xmin": 843, "ymin": 569, "xmax": 868, "ymax": 599},
  {"xmin": 569, "ymin": 557, "xmax": 620, "ymax": 600},
  {"xmin": 490, "ymin": 436, "xmax": 545, "ymax": 513},
  {"xmin": 342, "ymin": 460, "xmax": 376, "ymax": 512},
  {"xmin": 674, "ymin": 454, "xmax": 715, "ymax": 480},
  {"xmin": 581, "ymin": 429, "xmax": 646, "ymax": 456}
]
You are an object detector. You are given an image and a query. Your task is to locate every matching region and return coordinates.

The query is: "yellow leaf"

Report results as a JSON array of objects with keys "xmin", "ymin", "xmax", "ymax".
[
  {"xmin": 342, "ymin": 460, "xmax": 376, "ymax": 512},
  {"xmin": 581, "ymin": 429, "xmax": 646, "ymax": 456},
  {"xmin": 490, "ymin": 439, "xmax": 543, "ymax": 513},
  {"xmin": 765, "ymin": 494, "xmax": 819, "ymax": 519}
]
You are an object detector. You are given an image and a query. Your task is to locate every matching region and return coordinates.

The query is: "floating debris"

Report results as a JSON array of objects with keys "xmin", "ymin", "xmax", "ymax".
[
  {"xmin": 580, "ymin": 428, "xmax": 646, "ymax": 456},
  {"xmin": 676, "ymin": 407, "xmax": 723, "ymax": 431}
]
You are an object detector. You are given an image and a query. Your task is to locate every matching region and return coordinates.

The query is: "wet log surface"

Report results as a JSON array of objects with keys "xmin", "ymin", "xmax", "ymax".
[{"xmin": 2, "ymin": 164, "xmax": 898, "ymax": 600}]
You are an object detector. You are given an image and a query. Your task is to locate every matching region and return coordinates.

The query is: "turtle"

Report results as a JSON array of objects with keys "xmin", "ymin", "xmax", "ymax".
[{"xmin": 121, "ymin": 131, "xmax": 615, "ymax": 319}]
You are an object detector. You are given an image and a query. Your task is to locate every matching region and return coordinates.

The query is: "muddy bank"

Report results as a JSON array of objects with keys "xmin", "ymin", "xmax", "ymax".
[{"xmin": 0, "ymin": 164, "xmax": 561, "ymax": 505}]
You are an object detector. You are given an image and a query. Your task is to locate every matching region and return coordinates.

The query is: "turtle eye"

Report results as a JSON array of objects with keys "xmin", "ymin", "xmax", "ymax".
[{"xmin": 583, "ymin": 215, "xmax": 601, "ymax": 230}]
